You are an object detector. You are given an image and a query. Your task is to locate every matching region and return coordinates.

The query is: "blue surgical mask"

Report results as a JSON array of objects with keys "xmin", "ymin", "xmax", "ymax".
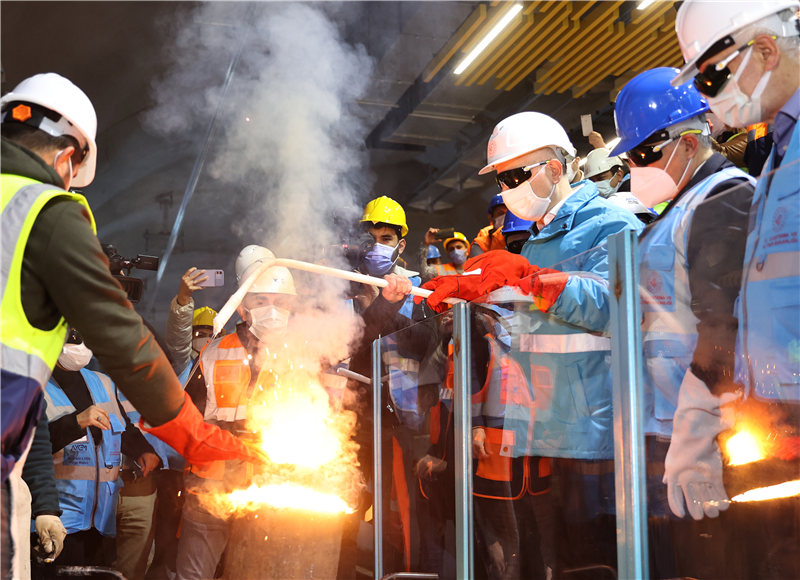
[
  {"xmin": 448, "ymin": 248, "xmax": 468, "ymax": 266},
  {"xmin": 362, "ymin": 242, "xmax": 398, "ymax": 276}
]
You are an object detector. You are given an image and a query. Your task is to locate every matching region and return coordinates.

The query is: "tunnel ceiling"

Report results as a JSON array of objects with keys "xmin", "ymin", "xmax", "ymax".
[{"xmin": 1, "ymin": 0, "xmax": 683, "ymax": 328}]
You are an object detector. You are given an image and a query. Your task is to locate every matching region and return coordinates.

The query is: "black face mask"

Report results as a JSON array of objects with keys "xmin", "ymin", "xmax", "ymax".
[{"xmin": 506, "ymin": 239, "xmax": 526, "ymax": 255}]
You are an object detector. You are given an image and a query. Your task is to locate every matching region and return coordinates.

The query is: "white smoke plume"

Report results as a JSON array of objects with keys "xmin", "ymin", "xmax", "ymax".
[{"xmin": 146, "ymin": 2, "xmax": 376, "ymax": 503}]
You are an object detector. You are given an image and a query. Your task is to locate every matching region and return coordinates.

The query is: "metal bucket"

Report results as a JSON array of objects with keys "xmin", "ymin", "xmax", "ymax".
[{"xmin": 223, "ymin": 506, "xmax": 345, "ymax": 579}]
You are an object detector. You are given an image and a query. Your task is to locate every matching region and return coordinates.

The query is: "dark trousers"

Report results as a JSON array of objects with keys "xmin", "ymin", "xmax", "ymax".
[
  {"xmin": 1, "ymin": 479, "xmax": 10, "ymax": 580},
  {"xmin": 144, "ymin": 469, "xmax": 185, "ymax": 580}
]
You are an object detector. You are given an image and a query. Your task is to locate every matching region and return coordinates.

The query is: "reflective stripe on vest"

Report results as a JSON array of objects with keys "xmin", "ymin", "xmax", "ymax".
[
  {"xmin": 434, "ymin": 263, "xmax": 459, "ymax": 276},
  {"xmin": 200, "ymin": 333, "xmax": 250, "ymax": 423},
  {"xmin": 382, "ymin": 335, "xmax": 422, "ymax": 426},
  {"xmin": 519, "ymin": 333, "xmax": 611, "ymax": 353},
  {"xmin": 738, "ymin": 123, "xmax": 800, "ymax": 402}
]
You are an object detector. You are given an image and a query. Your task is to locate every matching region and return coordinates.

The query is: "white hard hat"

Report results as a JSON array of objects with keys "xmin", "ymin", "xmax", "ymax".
[
  {"xmin": 239, "ymin": 261, "xmax": 296, "ymax": 295},
  {"xmin": 0, "ymin": 73, "xmax": 98, "ymax": 187},
  {"xmin": 673, "ymin": 0, "xmax": 800, "ymax": 87},
  {"xmin": 583, "ymin": 149, "xmax": 625, "ymax": 180},
  {"xmin": 605, "ymin": 191, "xmax": 656, "ymax": 222},
  {"xmin": 479, "ymin": 112, "xmax": 577, "ymax": 175},
  {"xmin": 235, "ymin": 245, "xmax": 275, "ymax": 281}
]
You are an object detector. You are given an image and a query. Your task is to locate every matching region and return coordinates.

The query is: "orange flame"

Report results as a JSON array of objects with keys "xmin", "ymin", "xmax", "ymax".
[
  {"xmin": 732, "ymin": 479, "xmax": 800, "ymax": 503},
  {"xmin": 725, "ymin": 430, "xmax": 765, "ymax": 466},
  {"xmin": 225, "ymin": 483, "xmax": 354, "ymax": 514}
]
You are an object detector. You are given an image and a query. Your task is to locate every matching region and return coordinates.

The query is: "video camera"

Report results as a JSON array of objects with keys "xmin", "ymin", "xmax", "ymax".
[{"xmin": 101, "ymin": 244, "xmax": 160, "ymax": 304}]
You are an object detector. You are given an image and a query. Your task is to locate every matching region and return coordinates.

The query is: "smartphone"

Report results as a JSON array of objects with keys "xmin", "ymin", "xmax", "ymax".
[
  {"xmin": 581, "ymin": 114, "xmax": 593, "ymax": 137},
  {"xmin": 433, "ymin": 228, "xmax": 455, "ymax": 240},
  {"xmin": 197, "ymin": 270, "xmax": 225, "ymax": 287}
]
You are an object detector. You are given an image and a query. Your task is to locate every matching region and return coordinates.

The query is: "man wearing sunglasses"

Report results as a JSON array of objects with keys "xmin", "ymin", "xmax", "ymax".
[{"xmin": 661, "ymin": 2, "xmax": 800, "ymax": 569}]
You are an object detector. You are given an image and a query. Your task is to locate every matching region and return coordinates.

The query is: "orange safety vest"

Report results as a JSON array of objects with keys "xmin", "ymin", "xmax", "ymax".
[
  {"xmin": 434, "ymin": 263, "xmax": 461, "ymax": 276},
  {"xmin": 442, "ymin": 335, "xmax": 550, "ymax": 500},
  {"xmin": 472, "ymin": 225, "xmax": 506, "ymax": 254},
  {"xmin": 189, "ymin": 333, "xmax": 276, "ymax": 481}
]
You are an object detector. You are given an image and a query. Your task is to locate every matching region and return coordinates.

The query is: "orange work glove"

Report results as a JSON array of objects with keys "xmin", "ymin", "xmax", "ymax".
[
  {"xmin": 517, "ymin": 269, "xmax": 570, "ymax": 312},
  {"xmin": 420, "ymin": 275, "xmax": 484, "ymax": 313},
  {"xmin": 466, "ymin": 250, "xmax": 541, "ymax": 295},
  {"xmin": 140, "ymin": 393, "xmax": 268, "ymax": 466}
]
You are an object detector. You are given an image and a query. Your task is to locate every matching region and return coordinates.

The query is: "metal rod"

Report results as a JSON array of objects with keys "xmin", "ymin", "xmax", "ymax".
[
  {"xmin": 381, "ymin": 574, "xmax": 439, "ymax": 580},
  {"xmin": 452, "ymin": 302, "xmax": 473, "ymax": 580},
  {"xmin": 372, "ymin": 336, "xmax": 384, "ymax": 580},
  {"xmin": 608, "ymin": 230, "xmax": 649, "ymax": 580},
  {"xmin": 150, "ymin": 4, "xmax": 256, "ymax": 306}
]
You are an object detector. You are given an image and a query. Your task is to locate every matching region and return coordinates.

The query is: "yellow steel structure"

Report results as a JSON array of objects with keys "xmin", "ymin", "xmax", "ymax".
[{"xmin": 430, "ymin": 0, "xmax": 685, "ymax": 99}]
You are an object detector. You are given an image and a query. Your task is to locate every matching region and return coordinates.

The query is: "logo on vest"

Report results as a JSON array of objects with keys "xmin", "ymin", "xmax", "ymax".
[
  {"xmin": 773, "ymin": 206, "xmax": 788, "ymax": 233},
  {"xmin": 646, "ymin": 272, "xmax": 663, "ymax": 294}
]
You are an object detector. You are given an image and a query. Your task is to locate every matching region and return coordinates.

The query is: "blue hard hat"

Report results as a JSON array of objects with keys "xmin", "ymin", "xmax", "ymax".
[
  {"xmin": 502, "ymin": 211, "xmax": 533, "ymax": 237},
  {"xmin": 610, "ymin": 67, "xmax": 709, "ymax": 157},
  {"xmin": 426, "ymin": 245, "xmax": 441, "ymax": 259},
  {"xmin": 488, "ymin": 194, "xmax": 505, "ymax": 214}
]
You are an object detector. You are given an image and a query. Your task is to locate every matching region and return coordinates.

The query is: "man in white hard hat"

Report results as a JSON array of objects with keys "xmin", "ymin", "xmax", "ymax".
[
  {"xmin": 174, "ymin": 258, "xmax": 298, "ymax": 580},
  {"xmin": 582, "ymin": 148, "xmax": 654, "ymax": 224},
  {"xmin": 0, "ymin": 74, "xmax": 265, "ymax": 577},
  {"xmin": 663, "ymin": 1, "xmax": 800, "ymax": 570}
]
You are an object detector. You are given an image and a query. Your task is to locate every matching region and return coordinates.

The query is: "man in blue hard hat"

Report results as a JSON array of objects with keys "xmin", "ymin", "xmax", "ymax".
[
  {"xmin": 612, "ymin": 66, "xmax": 758, "ymax": 578},
  {"xmin": 470, "ymin": 194, "xmax": 508, "ymax": 256},
  {"xmin": 500, "ymin": 210, "xmax": 534, "ymax": 255}
]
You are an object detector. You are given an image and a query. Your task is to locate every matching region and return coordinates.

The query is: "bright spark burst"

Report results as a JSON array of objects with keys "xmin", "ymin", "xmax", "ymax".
[{"xmin": 732, "ymin": 480, "xmax": 800, "ymax": 503}]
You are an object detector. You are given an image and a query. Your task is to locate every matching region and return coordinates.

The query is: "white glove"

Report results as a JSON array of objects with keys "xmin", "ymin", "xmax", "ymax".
[
  {"xmin": 663, "ymin": 369, "xmax": 739, "ymax": 520},
  {"xmin": 34, "ymin": 515, "xmax": 67, "ymax": 560}
]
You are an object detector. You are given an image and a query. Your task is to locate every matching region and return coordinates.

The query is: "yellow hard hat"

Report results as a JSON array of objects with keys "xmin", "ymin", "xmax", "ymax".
[
  {"xmin": 193, "ymin": 306, "xmax": 218, "ymax": 328},
  {"xmin": 443, "ymin": 232, "xmax": 469, "ymax": 251},
  {"xmin": 360, "ymin": 196, "xmax": 408, "ymax": 237}
]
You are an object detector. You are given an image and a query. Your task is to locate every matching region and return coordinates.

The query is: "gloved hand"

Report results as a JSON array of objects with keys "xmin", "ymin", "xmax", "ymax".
[
  {"xmin": 517, "ymin": 269, "xmax": 570, "ymax": 312},
  {"xmin": 140, "ymin": 393, "xmax": 268, "ymax": 466},
  {"xmin": 420, "ymin": 275, "xmax": 484, "ymax": 313},
  {"xmin": 468, "ymin": 250, "xmax": 541, "ymax": 294},
  {"xmin": 34, "ymin": 515, "xmax": 67, "ymax": 561},
  {"xmin": 663, "ymin": 370, "xmax": 739, "ymax": 520}
]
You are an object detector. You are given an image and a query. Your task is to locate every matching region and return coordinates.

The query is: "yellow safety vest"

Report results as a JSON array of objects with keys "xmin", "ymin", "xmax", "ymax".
[{"xmin": 1, "ymin": 174, "xmax": 96, "ymax": 386}]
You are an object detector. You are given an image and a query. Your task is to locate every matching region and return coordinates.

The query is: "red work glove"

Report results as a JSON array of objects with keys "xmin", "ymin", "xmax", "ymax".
[
  {"xmin": 776, "ymin": 436, "xmax": 800, "ymax": 461},
  {"xmin": 140, "ymin": 393, "xmax": 268, "ymax": 466},
  {"xmin": 419, "ymin": 275, "xmax": 484, "ymax": 313},
  {"xmin": 517, "ymin": 269, "xmax": 570, "ymax": 312},
  {"xmin": 466, "ymin": 250, "xmax": 541, "ymax": 295}
]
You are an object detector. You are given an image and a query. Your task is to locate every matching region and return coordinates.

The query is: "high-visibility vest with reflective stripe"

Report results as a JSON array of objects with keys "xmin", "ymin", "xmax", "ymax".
[
  {"xmin": 1, "ymin": 174, "xmax": 95, "ymax": 481},
  {"xmin": 434, "ymin": 263, "xmax": 460, "ymax": 277},
  {"xmin": 638, "ymin": 167, "xmax": 755, "ymax": 437},
  {"xmin": 382, "ymin": 334, "xmax": 423, "ymax": 429},
  {"xmin": 191, "ymin": 333, "xmax": 277, "ymax": 481},
  {"xmin": 43, "ymin": 369, "xmax": 124, "ymax": 536},
  {"xmin": 116, "ymin": 361, "xmax": 191, "ymax": 472},
  {"xmin": 736, "ymin": 121, "xmax": 800, "ymax": 402}
]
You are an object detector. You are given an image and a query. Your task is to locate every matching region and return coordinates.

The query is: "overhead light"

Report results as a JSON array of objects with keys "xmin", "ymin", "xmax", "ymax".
[
  {"xmin": 455, "ymin": 4, "xmax": 523, "ymax": 75},
  {"xmin": 606, "ymin": 137, "xmax": 621, "ymax": 151},
  {"xmin": 637, "ymin": 0, "xmax": 657, "ymax": 10}
]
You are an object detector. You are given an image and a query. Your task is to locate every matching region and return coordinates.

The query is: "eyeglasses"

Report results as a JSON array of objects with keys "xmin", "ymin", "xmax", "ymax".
[
  {"xmin": 692, "ymin": 36, "xmax": 776, "ymax": 97},
  {"xmin": 495, "ymin": 160, "xmax": 549, "ymax": 190},
  {"xmin": 627, "ymin": 129, "xmax": 703, "ymax": 167}
]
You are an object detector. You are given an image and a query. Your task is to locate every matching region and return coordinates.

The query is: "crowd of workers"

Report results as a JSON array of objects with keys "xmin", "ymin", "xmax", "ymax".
[{"xmin": 1, "ymin": 1, "xmax": 799, "ymax": 579}]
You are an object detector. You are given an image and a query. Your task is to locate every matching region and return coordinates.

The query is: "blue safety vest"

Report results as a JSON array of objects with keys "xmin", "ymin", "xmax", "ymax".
[
  {"xmin": 41, "ymin": 369, "xmax": 125, "ymax": 536},
  {"xmin": 736, "ymin": 121, "xmax": 800, "ymax": 402},
  {"xmin": 116, "ymin": 364, "xmax": 191, "ymax": 472},
  {"xmin": 520, "ymin": 182, "xmax": 644, "ymax": 459},
  {"xmin": 639, "ymin": 167, "xmax": 755, "ymax": 437}
]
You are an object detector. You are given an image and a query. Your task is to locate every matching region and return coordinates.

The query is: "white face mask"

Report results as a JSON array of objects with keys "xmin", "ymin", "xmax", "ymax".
[
  {"xmin": 501, "ymin": 165, "xmax": 555, "ymax": 222},
  {"xmin": 594, "ymin": 178, "xmax": 620, "ymax": 197},
  {"xmin": 566, "ymin": 160, "xmax": 579, "ymax": 183},
  {"xmin": 247, "ymin": 305, "xmax": 290, "ymax": 342},
  {"xmin": 192, "ymin": 337, "xmax": 211, "ymax": 356},
  {"xmin": 707, "ymin": 47, "xmax": 772, "ymax": 128},
  {"xmin": 53, "ymin": 150, "xmax": 73, "ymax": 190},
  {"xmin": 59, "ymin": 343, "xmax": 93, "ymax": 371},
  {"xmin": 630, "ymin": 136, "xmax": 693, "ymax": 207},
  {"xmin": 493, "ymin": 214, "xmax": 505, "ymax": 230}
]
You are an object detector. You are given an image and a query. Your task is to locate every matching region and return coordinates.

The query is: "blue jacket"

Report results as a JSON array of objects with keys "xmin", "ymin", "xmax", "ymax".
[
  {"xmin": 736, "ymin": 120, "xmax": 800, "ymax": 402},
  {"xmin": 42, "ymin": 369, "xmax": 125, "ymax": 536},
  {"xmin": 520, "ymin": 181, "xmax": 644, "ymax": 459},
  {"xmin": 639, "ymin": 167, "xmax": 755, "ymax": 437}
]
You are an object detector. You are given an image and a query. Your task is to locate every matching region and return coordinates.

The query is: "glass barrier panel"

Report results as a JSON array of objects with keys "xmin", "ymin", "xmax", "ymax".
[
  {"xmin": 465, "ymin": 241, "xmax": 622, "ymax": 580},
  {"xmin": 636, "ymin": 157, "xmax": 800, "ymax": 580}
]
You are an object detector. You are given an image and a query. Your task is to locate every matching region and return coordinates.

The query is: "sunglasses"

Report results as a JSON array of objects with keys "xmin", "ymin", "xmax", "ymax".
[
  {"xmin": 627, "ymin": 129, "xmax": 703, "ymax": 167},
  {"xmin": 692, "ymin": 36, "xmax": 776, "ymax": 97},
  {"xmin": 495, "ymin": 160, "xmax": 549, "ymax": 190}
]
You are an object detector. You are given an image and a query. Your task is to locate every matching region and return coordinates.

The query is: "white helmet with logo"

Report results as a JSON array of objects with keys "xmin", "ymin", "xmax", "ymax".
[
  {"xmin": 672, "ymin": 0, "xmax": 800, "ymax": 87},
  {"xmin": 583, "ymin": 149, "xmax": 625, "ymax": 180},
  {"xmin": 239, "ymin": 261, "xmax": 296, "ymax": 295},
  {"xmin": 235, "ymin": 245, "xmax": 276, "ymax": 282},
  {"xmin": 479, "ymin": 112, "xmax": 576, "ymax": 175},
  {"xmin": 1, "ymin": 73, "xmax": 98, "ymax": 187}
]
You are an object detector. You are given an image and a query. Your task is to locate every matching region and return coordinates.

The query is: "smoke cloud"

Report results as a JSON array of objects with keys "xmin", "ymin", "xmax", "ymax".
[{"xmin": 146, "ymin": 2, "xmax": 376, "ymax": 503}]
